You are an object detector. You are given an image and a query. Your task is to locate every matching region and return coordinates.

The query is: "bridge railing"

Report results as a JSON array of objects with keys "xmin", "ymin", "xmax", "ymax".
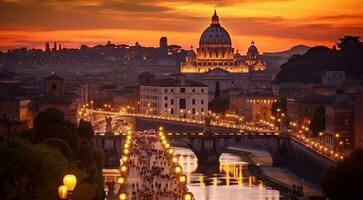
[
  {"xmin": 290, "ymin": 133, "xmax": 342, "ymax": 161},
  {"xmin": 90, "ymin": 109, "xmax": 278, "ymax": 134}
]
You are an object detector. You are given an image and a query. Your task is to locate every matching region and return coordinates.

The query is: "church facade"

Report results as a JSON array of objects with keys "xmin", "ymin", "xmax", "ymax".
[{"xmin": 180, "ymin": 11, "xmax": 271, "ymax": 95}]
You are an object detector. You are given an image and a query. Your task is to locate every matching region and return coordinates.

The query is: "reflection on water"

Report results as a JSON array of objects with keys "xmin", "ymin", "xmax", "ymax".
[{"xmin": 175, "ymin": 147, "xmax": 280, "ymax": 200}]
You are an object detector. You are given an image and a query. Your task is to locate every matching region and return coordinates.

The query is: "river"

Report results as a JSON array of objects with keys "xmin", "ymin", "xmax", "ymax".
[{"xmin": 174, "ymin": 147, "xmax": 280, "ymax": 200}]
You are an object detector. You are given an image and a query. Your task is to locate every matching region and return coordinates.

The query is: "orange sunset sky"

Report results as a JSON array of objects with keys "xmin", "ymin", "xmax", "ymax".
[{"xmin": 0, "ymin": 0, "xmax": 362, "ymax": 52}]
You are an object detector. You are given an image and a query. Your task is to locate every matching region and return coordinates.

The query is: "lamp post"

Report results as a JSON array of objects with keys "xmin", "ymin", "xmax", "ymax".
[
  {"xmin": 58, "ymin": 185, "xmax": 68, "ymax": 200},
  {"xmin": 58, "ymin": 174, "xmax": 77, "ymax": 200},
  {"xmin": 184, "ymin": 192, "xmax": 194, "ymax": 200}
]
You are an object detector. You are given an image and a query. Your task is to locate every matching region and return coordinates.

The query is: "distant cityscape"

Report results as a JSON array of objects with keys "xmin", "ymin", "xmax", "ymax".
[{"xmin": 1, "ymin": 8, "xmax": 363, "ymax": 200}]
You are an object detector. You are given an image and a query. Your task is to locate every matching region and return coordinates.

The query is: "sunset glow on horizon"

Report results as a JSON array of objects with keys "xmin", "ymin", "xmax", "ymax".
[{"xmin": 1, "ymin": 0, "xmax": 362, "ymax": 52}]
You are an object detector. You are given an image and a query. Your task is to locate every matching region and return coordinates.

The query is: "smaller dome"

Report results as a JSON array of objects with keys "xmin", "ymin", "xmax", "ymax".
[
  {"xmin": 247, "ymin": 41, "xmax": 259, "ymax": 55},
  {"xmin": 186, "ymin": 49, "xmax": 196, "ymax": 58},
  {"xmin": 234, "ymin": 50, "xmax": 242, "ymax": 59},
  {"xmin": 185, "ymin": 46, "xmax": 196, "ymax": 62}
]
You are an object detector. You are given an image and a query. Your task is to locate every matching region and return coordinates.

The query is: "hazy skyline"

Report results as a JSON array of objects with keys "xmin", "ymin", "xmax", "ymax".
[{"xmin": 1, "ymin": 0, "xmax": 362, "ymax": 52}]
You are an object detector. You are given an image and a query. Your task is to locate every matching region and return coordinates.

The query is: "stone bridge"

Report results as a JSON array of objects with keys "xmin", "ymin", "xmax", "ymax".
[
  {"xmin": 93, "ymin": 114, "xmax": 286, "ymax": 167},
  {"xmin": 93, "ymin": 113, "xmax": 271, "ymax": 134},
  {"xmin": 93, "ymin": 115, "xmax": 336, "ymax": 186},
  {"xmin": 167, "ymin": 131, "xmax": 289, "ymax": 166}
]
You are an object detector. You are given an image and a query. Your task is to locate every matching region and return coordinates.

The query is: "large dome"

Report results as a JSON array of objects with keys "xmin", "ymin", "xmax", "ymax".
[{"xmin": 199, "ymin": 10, "xmax": 232, "ymax": 46}]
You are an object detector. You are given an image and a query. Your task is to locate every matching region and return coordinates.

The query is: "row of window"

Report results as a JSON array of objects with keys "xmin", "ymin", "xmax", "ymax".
[
  {"xmin": 164, "ymin": 88, "xmax": 205, "ymax": 93},
  {"xmin": 196, "ymin": 62, "xmax": 236, "ymax": 66},
  {"xmin": 168, "ymin": 107, "xmax": 204, "ymax": 115},
  {"xmin": 140, "ymin": 95, "xmax": 157, "ymax": 100},
  {"xmin": 140, "ymin": 88, "xmax": 157, "ymax": 92},
  {"xmin": 203, "ymin": 51, "xmax": 226, "ymax": 58},
  {"xmin": 164, "ymin": 97, "xmax": 204, "ymax": 105}
]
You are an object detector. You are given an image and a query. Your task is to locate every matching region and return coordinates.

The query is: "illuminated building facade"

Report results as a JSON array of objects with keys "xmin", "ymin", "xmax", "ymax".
[
  {"xmin": 287, "ymin": 94, "xmax": 335, "ymax": 131},
  {"xmin": 180, "ymin": 10, "xmax": 270, "ymax": 94},
  {"xmin": 230, "ymin": 92, "xmax": 277, "ymax": 121},
  {"xmin": 139, "ymin": 76, "xmax": 208, "ymax": 120}
]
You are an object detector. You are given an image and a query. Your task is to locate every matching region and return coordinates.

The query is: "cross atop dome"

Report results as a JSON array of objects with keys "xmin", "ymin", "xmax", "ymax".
[
  {"xmin": 251, "ymin": 40, "xmax": 255, "ymax": 46},
  {"xmin": 211, "ymin": 10, "xmax": 219, "ymax": 25}
]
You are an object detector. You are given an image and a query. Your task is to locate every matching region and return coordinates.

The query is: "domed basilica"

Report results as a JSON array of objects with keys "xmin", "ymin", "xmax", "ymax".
[
  {"xmin": 181, "ymin": 10, "xmax": 266, "ymax": 73},
  {"xmin": 180, "ymin": 10, "xmax": 271, "ymax": 94}
]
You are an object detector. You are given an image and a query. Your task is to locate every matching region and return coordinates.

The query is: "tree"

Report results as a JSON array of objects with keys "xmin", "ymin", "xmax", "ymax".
[
  {"xmin": 209, "ymin": 96, "xmax": 229, "ymax": 114},
  {"xmin": 32, "ymin": 108, "xmax": 80, "ymax": 155},
  {"xmin": 309, "ymin": 106, "xmax": 325, "ymax": 137},
  {"xmin": 77, "ymin": 119, "xmax": 95, "ymax": 140},
  {"xmin": 0, "ymin": 139, "xmax": 95, "ymax": 200},
  {"xmin": 44, "ymin": 138, "xmax": 73, "ymax": 160},
  {"xmin": 322, "ymin": 149, "xmax": 363, "ymax": 200},
  {"xmin": 337, "ymin": 36, "xmax": 361, "ymax": 51},
  {"xmin": 275, "ymin": 36, "xmax": 363, "ymax": 83},
  {"xmin": 271, "ymin": 99, "xmax": 287, "ymax": 117},
  {"xmin": 33, "ymin": 108, "xmax": 65, "ymax": 142}
]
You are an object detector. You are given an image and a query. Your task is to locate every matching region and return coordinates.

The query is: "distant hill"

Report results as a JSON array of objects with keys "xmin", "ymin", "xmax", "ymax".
[
  {"xmin": 263, "ymin": 45, "xmax": 310, "ymax": 58},
  {"xmin": 274, "ymin": 36, "xmax": 363, "ymax": 84}
]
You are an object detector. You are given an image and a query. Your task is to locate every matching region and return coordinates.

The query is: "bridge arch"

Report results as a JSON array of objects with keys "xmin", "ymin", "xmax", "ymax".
[{"xmin": 169, "ymin": 133, "xmax": 288, "ymax": 166}]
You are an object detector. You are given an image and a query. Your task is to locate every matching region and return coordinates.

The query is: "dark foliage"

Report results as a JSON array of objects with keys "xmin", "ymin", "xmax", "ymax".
[
  {"xmin": 271, "ymin": 99, "xmax": 287, "ymax": 117},
  {"xmin": 209, "ymin": 96, "xmax": 229, "ymax": 114},
  {"xmin": 77, "ymin": 119, "xmax": 95, "ymax": 140},
  {"xmin": 44, "ymin": 138, "xmax": 73, "ymax": 160},
  {"xmin": 0, "ymin": 139, "xmax": 95, "ymax": 200},
  {"xmin": 322, "ymin": 149, "xmax": 363, "ymax": 200},
  {"xmin": 33, "ymin": 108, "xmax": 65, "ymax": 142},
  {"xmin": 309, "ymin": 106, "xmax": 326, "ymax": 137},
  {"xmin": 275, "ymin": 36, "xmax": 363, "ymax": 83},
  {"xmin": 14, "ymin": 108, "xmax": 105, "ymax": 199}
]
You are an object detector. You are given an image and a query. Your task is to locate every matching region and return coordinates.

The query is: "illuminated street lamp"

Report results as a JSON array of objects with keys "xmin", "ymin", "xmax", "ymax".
[
  {"xmin": 120, "ymin": 165, "xmax": 128, "ymax": 173},
  {"xmin": 121, "ymin": 155, "xmax": 128, "ymax": 163},
  {"xmin": 58, "ymin": 174, "xmax": 77, "ymax": 200},
  {"xmin": 179, "ymin": 175, "xmax": 187, "ymax": 185},
  {"xmin": 168, "ymin": 148, "xmax": 174, "ymax": 155},
  {"xmin": 63, "ymin": 174, "xmax": 77, "ymax": 192},
  {"xmin": 117, "ymin": 176, "xmax": 127, "ymax": 191},
  {"xmin": 119, "ymin": 192, "xmax": 127, "ymax": 200},
  {"xmin": 58, "ymin": 185, "xmax": 68, "ymax": 200},
  {"xmin": 184, "ymin": 192, "xmax": 193, "ymax": 200},
  {"xmin": 175, "ymin": 165, "xmax": 182, "ymax": 174},
  {"xmin": 172, "ymin": 156, "xmax": 178, "ymax": 164}
]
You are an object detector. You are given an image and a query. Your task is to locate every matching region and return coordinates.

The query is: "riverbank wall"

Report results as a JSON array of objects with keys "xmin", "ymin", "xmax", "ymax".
[{"xmin": 284, "ymin": 139, "xmax": 336, "ymax": 186}]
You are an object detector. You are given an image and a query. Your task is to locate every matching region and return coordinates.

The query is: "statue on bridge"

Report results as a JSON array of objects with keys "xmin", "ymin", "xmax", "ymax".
[
  {"xmin": 105, "ymin": 116, "xmax": 113, "ymax": 135},
  {"xmin": 203, "ymin": 116, "xmax": 213, "ymax": 137}
]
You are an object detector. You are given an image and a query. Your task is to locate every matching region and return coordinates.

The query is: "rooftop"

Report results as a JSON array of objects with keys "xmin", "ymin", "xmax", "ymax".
[
  {"xmin": 141, "ymin": 78, "xmax": 207, "ymax": 87},
  {"xmin": 289, "ymin": 94, "xmax": 335, "ymax": 103}
]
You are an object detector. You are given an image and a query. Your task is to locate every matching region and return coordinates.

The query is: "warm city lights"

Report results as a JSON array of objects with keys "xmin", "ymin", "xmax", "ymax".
[{"xmin": 1, "ymin": 1, "xmax": 362, "ymax": 200}]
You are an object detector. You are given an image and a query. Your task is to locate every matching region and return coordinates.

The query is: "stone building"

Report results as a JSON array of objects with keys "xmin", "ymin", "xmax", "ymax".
[
  {"xmin": 287, "ymin": 94, "xmax": 335, "ymax": 129},
  {"xmin": 230, "ymin": 92, "xmax": 277, "ymax": 121},
  {"xmin": 139, "ymin": 75, "xmax": 208, "ymax": 120},
  {"xmin": 31, "ymin": 74, "xmax": 80, "ymax": 124}
]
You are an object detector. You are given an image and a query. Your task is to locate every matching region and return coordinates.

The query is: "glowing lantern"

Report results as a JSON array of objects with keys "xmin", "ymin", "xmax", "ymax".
[
  {"xmin": 119, "ymin": 192, "xmax": 127, "ymax": 200},
  {"xmin": 184, "ymin": 192, "xmax": 193, "ymax": 200},
  {"xmin": 63, "ymin": 174, "xmax": 77, "ymax": 191},
  {"xmin": 58, "ymin": 185, "xmax": 68, "ymax": 199},
  {"xmin": 179, "ymin": 175, "xmax": 187, "ymax": 184},
  {"xmin": 117, "ymin": 176, "xmax": 126, "ymax": 184},
  {"xmin": 175, "ymin": 165, "xmax": 182, "ymax": 174}
]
